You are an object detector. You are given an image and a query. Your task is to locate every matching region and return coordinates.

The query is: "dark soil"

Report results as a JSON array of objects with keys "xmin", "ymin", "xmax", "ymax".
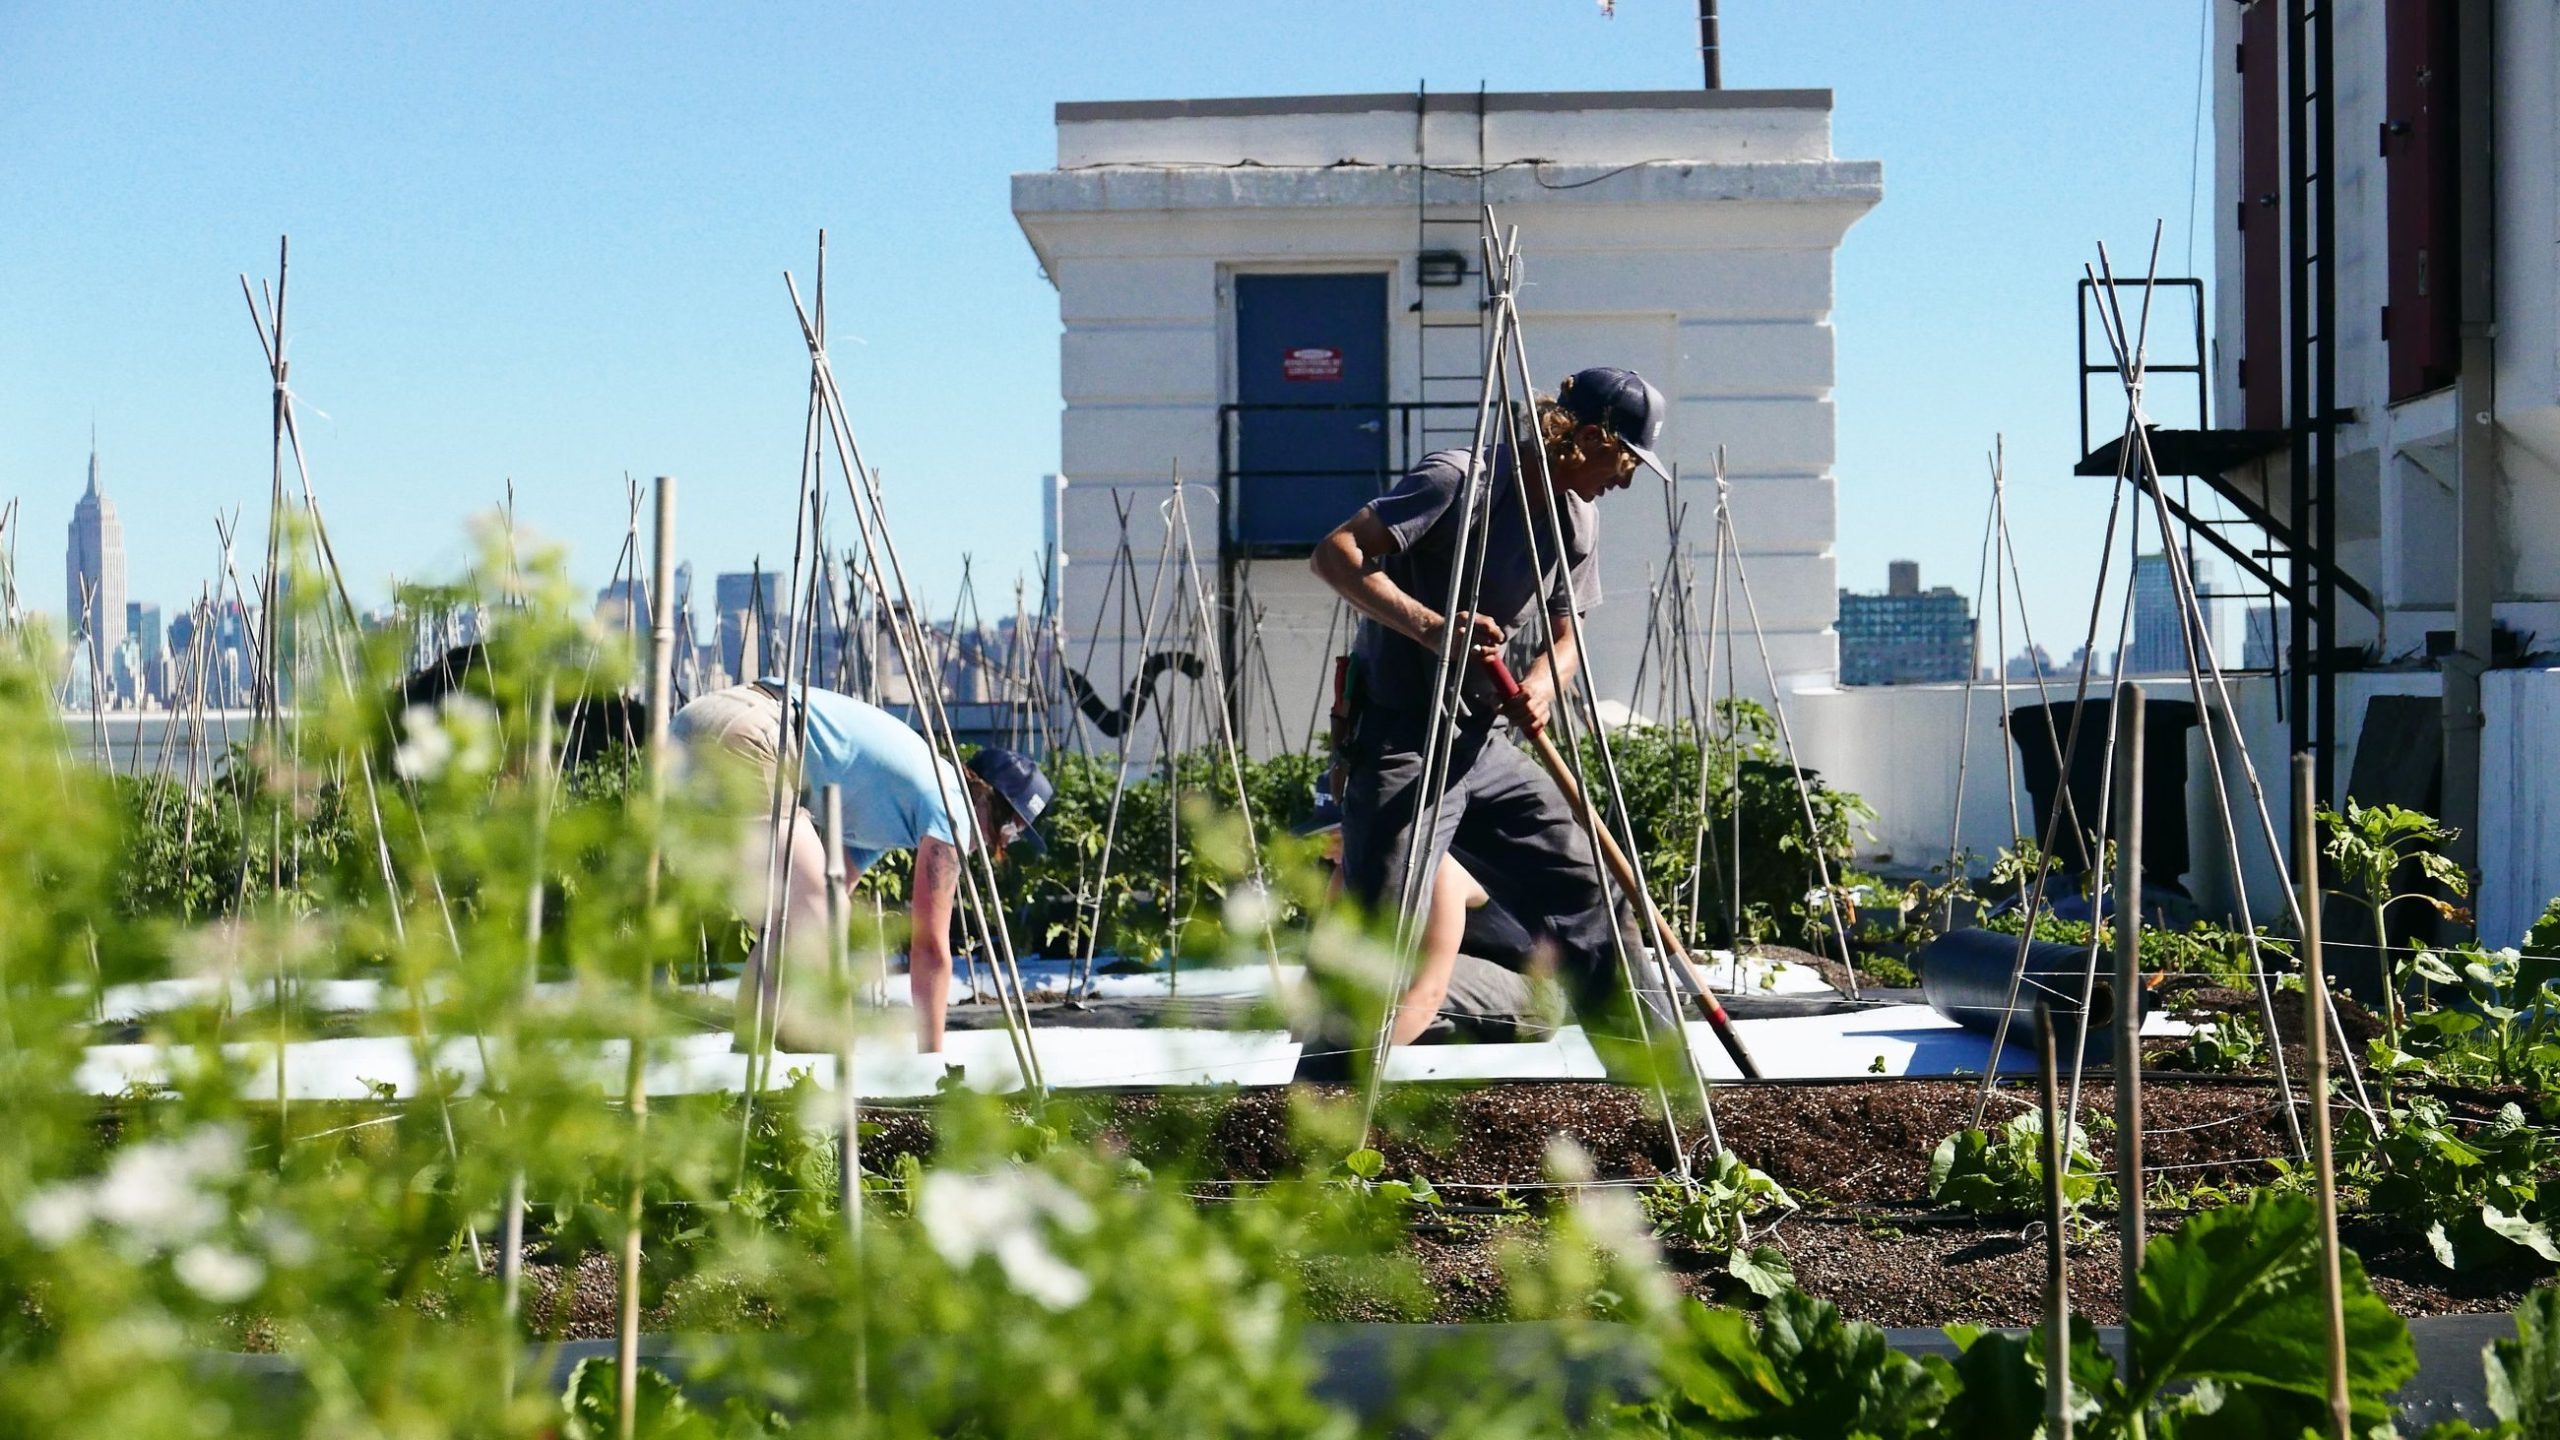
[{"xmin": 717, "ymin": 1078, "xmax": 2552, "ymax": 1332}]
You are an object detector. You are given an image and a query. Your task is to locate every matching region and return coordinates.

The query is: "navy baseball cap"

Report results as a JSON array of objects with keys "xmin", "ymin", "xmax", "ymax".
[
  {"xmin": 1557, "ymin": 367, "xmax": 1670, "ymax": 480},
  {"xmin": 966, "ymin": 746, "xmax": 1053, "ymax": 855}
]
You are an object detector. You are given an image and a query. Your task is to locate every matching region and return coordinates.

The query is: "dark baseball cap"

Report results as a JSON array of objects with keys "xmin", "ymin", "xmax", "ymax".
[
  {"xmin": 1557, "ymin": 367, "xmax": 1670, "ymax": 480},
  {"xmin": 966, "ymin": 746, "xmax": 1053, "ymax": 855}
]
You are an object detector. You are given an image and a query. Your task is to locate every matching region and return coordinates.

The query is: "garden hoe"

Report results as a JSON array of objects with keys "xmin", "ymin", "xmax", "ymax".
[{"xmin": 1481, "ymin": 655, "xmax": 1765, "ymax": 1081}]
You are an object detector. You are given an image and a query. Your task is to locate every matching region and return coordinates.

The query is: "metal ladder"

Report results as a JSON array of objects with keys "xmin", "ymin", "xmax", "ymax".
[
  {"xmin": 1413, "ymin": 83, "xmax": 1489, "ymax": 460},
  {"xmin": 2284, "ymin": 0, "xmax": 2339, "ymax": 787}
]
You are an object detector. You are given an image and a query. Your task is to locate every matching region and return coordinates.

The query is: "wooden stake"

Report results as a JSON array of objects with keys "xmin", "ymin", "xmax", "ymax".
[
  {"xmin": 2111, "ymin": 683, "xmax": 2146, "ymax": 1337},
  {"xmin": 2298, "ymin": 753, "xmax": 2350, "ymax": 1440},
  {"xmin": 2037, "ymin": 999, "xmax": 2074, "ymax": 1440}
]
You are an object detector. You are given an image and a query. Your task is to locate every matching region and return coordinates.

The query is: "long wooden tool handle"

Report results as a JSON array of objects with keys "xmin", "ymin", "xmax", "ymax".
[{"xmin": 1481, "ymin": 657, "xmax": 1763, "ymax": 1080}]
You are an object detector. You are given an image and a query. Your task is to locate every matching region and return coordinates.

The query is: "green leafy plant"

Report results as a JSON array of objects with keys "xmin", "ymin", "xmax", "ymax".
[
  {"xmin": 1335, "ymin": 1146, "xmax": 1445, "ymax": 1212},
  {"xmin": 2360, "ymin": 1096, "xmax": 2560, "ymax": 1271},
  {"xmin": 1638, "ymin": 1149, "xmax": 1798, "ymax": 1299},
  {"xmin": 1629, "ymin": 1285, "xmax": 1954, "ymax": 1438},
  {"xmin": 2158, "ymin": 1009, "xmax": 2267, "ymax": 1074},
  {"xmin": 559, "ymin": 1357, "xmax": 782, "ymax": 1439},
  {"xmin": 1929, "ymin": 1110, "xmax": 2114, "ymax": 1216},
  {"xmin": 1980, "ymin": 906, "xmax": 2286, "ymax": 987},
  {"xmin": 1621, "ymin": 1192, "xmax": 2417, "ymax": 1439},
  {"xmin": 2400, "ymin": 945, "xmax": 2560, "ymax": 1088},
  {"xmin": 1571, "ymin": 705, "xmax": 1874, "ymax": 953},
  {"xmin": 2323, "ymin": 798, "xmax": 2471, "ymax": 1053}
]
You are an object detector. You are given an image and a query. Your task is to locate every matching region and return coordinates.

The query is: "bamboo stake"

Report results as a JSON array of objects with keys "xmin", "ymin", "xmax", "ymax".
[
  {"xmin": 784, "ymin": 274, "xmax": 1046, "ymax": 1090},
  {"xmin": 2037, "ymin": 999, "xmax": 2074, "ymax": 1440},
  {"xmin": 2298, "ymin": 754, "xmax": 2350, "ymax": 1440},
  {"xmin": 821, "ymin": 784, "xmax": 867, "ymax": 1414},
  {"xmin": 1434, "ymin": 225, "xmax": 1718, "ymax": 1170},
  {"xmin": 1166, "ymin": 484, "xmax": 1285, "ymax": 984},
  {"xmin": 499, "ymin": 676, "xmax": 555, "ymax": 1406},
  {"xmin": 2112, "ymin": 682, "xmax": 2146, "ymax": 1330},
  {"xmin": 619, "ymin": 476, "xmax": 677, "ymax": 1440}
]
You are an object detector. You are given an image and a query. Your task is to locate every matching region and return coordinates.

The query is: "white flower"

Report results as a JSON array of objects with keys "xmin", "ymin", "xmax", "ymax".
[
  {"xmin": 438, "ymin": 694, "xmax": 500, "ymax": 777},
  {"xmin": 1224, "ymin": 882, "xmax": 1277, "ymax": 935},
  {"xmin": 1544, "ymin": 1136, "xmax": 1597, "ymax": 1186},
  {"xmin": 916, "ymin": 1168, "xmax": 1097, "ymax": 1311},
  {"xmin": 174, "ymin": 1244, "xmax": 264, "ymax": 1303},
  {"xmin": 392, "ymin": 703, "xmax": 454, "ymax": 780},
  {"xmin": 89, "ymin": 1125, "xmax": 241, "ymax": 1249},
  {"xmin": 256, "ymin": 1213, "xmax": 315, "ymax": 1268},
  {"xmin": 22, "ymin": 1185, "xmax": 91, "ymax": 1246},
  {"xmin": 1573, "ymin": 1186, "xmax": 1660, "ymax": 1265}
]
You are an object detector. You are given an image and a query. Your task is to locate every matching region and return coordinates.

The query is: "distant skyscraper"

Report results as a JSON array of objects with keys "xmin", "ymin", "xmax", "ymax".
[
  {"xmin": 715, "ymin": 570, "xmax": 776, "ymax": 681},
  {"xmin": 65, "ymin": 444, "xmax": 127, "ymax": 695},
  {"xmin": 1837, "ymin": 560, "xmax": 1974, "ymax": 686},
  {"xmin": 126, "ymin": 602, "xmax": 163, "ymax": 705},
  {"xmin": 2121, "ymin": 552, "xmax": 2220, "ymax": 677},
  {"xmin": 2244, "ymin": 603, "xmax": 2290, "ymax": 671},
  {"xmin": 2004, "ymin": 644, "xmax": 2056, "ymax": 681}
]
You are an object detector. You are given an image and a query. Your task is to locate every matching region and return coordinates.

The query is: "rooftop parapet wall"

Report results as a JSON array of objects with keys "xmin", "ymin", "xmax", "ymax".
[{"xmin": 1054, "ymin": 90, "xmax": 1836, "ymax": 170}]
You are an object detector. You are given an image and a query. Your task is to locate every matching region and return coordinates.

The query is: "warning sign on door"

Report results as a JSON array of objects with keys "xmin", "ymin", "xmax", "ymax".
[{"xmin": 1281, "ymin": 346, "xmax": 1343, "ymax": 382}]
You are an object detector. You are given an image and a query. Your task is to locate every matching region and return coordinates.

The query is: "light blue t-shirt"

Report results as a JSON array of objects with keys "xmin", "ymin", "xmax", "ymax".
[{"xmin": 764, "ymin": 683, "xmax": 977, "ymax": 877}]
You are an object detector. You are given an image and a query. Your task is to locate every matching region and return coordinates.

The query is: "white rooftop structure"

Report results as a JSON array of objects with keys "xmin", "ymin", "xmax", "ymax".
[{"xmin": 1014, "ymin": 88, "xmax": 1880, "ymax": 754}]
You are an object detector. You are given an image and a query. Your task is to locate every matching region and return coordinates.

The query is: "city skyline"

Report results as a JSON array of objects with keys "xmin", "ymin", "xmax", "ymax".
[{"xmin": 2, "ymin": 3, "xmax": 2213, "ymax": 670}]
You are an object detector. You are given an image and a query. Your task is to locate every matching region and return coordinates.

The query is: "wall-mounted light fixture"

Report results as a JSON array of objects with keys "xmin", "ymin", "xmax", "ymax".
[{"xmin": 1416, "ymin": 250, "xmax": 1468, "ymax": 288}]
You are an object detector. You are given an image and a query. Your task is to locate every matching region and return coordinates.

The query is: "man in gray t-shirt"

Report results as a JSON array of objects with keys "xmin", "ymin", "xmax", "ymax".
[{"xmin": 1310, "ymin": 366, "xmax": 1670, "ymax": 1050}]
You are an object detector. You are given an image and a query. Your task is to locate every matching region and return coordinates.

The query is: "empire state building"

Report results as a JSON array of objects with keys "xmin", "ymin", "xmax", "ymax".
[{"xmin": 65, "ymin": 443, "xmax": 127, "ymax": 679}]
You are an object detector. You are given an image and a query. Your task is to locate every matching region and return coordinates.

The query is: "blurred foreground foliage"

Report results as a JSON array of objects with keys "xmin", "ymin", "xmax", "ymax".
[{"xmin": 9, "ymin": 526, "xmax": 2556, "ymax": 1438}]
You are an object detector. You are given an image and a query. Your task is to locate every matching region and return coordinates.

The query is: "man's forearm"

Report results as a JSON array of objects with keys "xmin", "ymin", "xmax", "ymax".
[
  {"xmin": 908, "ymin": 837, "xmax": 962, "ymax": 1054},
  {"xmin": 909, "ymin": 933, "xmax": 951, "ymax": 1053},
  {"xmin": 1313, "ymin": 537, "xmax": 1438, "ymax": 646},
  {"xmin": 1530, "ymin": 612, "xmax": 1583, "ymax": 694}
]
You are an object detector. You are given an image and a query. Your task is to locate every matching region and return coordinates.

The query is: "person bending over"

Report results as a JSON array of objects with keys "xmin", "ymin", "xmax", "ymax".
[
  {"xmin": 1310, "ymin": 367, "xmax": 1669, "ymax": 1046},
  {"xmin": 673, "ymin": 679, "xmax": 1052, "ymax": 1054}
]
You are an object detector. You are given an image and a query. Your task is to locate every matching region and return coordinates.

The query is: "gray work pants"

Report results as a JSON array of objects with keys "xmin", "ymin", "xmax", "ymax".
[{"xmin": 1338, "ymin": 709, "xmax": 1633, "ymax": 1022}]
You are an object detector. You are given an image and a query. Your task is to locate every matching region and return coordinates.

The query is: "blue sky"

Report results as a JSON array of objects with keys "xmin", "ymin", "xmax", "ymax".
[{"xmin": 1, "ymin": 1, "xmax": 2215, "ymax": 654}]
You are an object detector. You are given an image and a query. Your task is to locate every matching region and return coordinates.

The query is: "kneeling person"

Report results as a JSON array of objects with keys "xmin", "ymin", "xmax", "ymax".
[{"xmin": 673, "ymin": 680, "xmax": 1052, "ymax": 1054}]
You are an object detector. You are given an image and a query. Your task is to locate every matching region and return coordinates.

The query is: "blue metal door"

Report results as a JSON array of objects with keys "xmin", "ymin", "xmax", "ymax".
[{"xmin": 1231, "ymin": 273, "xmax": 1388, "ymax": 551}]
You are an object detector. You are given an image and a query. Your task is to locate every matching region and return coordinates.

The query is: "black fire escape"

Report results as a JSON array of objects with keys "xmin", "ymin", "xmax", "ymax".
[{"xmin": 2072, "ymin": 0, "xmax": 2367, "ymax": 794}]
